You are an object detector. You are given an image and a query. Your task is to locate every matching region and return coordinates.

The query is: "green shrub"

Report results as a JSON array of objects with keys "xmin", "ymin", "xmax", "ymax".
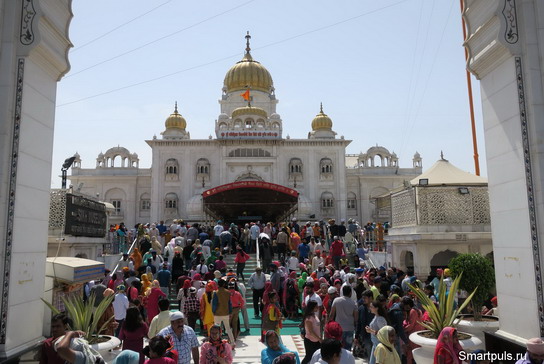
[{"xmin": 449, "ymin": 253, "xmax": 495, "ymax": 321}]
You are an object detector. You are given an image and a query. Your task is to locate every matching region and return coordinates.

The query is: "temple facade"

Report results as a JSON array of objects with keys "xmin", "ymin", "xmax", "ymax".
[{"xmin": 69, "ymin": 34, "xmax": 422, "ymax": 226}]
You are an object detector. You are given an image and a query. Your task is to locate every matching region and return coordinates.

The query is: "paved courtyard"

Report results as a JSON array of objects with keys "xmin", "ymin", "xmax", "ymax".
[{"xmin": 101, "ymin": 333, "xmax": 368, "ymax": 364}]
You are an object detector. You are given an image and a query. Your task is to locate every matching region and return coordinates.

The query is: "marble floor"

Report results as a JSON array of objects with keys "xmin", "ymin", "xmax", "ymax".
[{"xmin": 102, "ymin": 334, "xmax": 368, "ymax": 364}]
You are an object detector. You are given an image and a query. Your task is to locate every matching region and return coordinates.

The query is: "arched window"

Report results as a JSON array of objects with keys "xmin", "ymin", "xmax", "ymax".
[
  {"xmin": 165, "ymin": 159, "xmax": 178, "ymax": 175},
  {"xmin": 320, "ymin": 158, "xmax": 333, "ymax": 174},
  {"xmin": 165, "ymin": 193, "xmax": 178, "ymax": 209},
  {"xmin": 165, "ymin": 158, "xmax": 179, "ymax": 181},
  {"xmin": 140, "ymin": 193, "xmax": 151, "ymax": 211},
  {"xmin": 321, "ymin": 192, "xmax": 334, "ymax": 208},
  {"xmin": 289, "ymin": 158, "xmax": 303, "ymax": 176},
  {"xmin": 196, "ymin": 158, "xmax": 211, "ymax": 181},
  {"xmin": 347, "ymin": 192, "xmax": 357, "ymax": 209}
]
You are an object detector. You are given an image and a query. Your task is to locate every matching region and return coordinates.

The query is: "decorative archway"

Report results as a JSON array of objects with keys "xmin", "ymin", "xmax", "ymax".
[
  {"xmin": 430, "ymin": 249, "xmax": 459, "ymax": 267},
  {"xmin": 203, "ymin": 181, "xmax": 298, "ymax": 222},
  {"xmin": 400, "ymin": 250, "xmax": 414, "ymax": 270}
]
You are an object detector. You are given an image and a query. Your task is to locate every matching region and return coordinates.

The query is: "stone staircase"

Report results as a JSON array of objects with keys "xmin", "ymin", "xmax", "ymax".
[{"xmin": 167, "ymin": 252, "xmax": 301, "ymax": 332}]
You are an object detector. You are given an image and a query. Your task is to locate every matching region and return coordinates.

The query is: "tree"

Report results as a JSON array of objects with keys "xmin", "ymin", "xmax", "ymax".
[{"xmin": 449, "ymin": 253, "xmax": 495, "ymax": 321}]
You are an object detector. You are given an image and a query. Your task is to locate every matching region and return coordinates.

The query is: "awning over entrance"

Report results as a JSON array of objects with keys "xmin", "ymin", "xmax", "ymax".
[{"xmin": 202, "ymin": 181, "xmax": 298, "ymax": 223}]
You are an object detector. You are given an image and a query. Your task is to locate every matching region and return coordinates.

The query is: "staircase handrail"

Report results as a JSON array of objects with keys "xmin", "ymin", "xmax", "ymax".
[
  {"xmin": 112, "ymin": 236, "xmax": 138, "ymax": 273},
  {"xmin": 256, "ymin": 235, "xmax": 261, "ymax": 269}
]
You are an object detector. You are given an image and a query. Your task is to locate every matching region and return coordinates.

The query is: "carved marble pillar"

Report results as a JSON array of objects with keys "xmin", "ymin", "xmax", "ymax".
[
  {"xmin": 463, "ymin": 0, "xmax": 544, "ymax": 340},
  {"xmin": 0, "ymin": 0, "xmax": 72, "ymax": 359}
]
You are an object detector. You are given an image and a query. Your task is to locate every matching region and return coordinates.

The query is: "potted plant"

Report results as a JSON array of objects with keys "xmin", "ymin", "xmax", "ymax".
[
  {"xmin": 407, "ymin": 274, "xmax": 481, "ymax": 364},
  {"xmin": 42, "ymin": 293, "xmax": 120, "ymax": 354},
  {"xmin": 448, "ymin": 253, "xmax": 498, "ymax": 345}
]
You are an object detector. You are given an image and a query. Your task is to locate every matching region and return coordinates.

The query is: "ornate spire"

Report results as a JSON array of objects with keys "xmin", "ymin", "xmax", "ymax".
[
  {"xmin": 320, "ymin": 102, "xmax": 324, "ymax": 113},
  {"xmin": 243, "ymin": 31, "xmax": 253, "ymax": 61},
  {"xmin": 174, "ymin": 101, "xmax": 178, "ymax": 114},
  {"xmin": 245, "ymin": 31, "xmax": 251, "ymax": 54}
]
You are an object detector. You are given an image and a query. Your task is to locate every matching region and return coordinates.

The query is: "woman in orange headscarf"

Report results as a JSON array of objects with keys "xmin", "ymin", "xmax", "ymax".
[
  {"xmin": 140, "ymin": 273, "xmax": 151, "ymax": 295},
  {"xmin": 201, "ymin": 281, "xmax": 217, "ymax": 335},
  {"xmin": 130, "ymin": 248, "xmax": 142, "ymax": 270},
  {"xmin": 289, "ymin": 232, "xmax": 301, "ymax": 252}
]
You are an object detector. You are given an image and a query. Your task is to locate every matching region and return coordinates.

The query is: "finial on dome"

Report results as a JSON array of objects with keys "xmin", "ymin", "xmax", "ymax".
[
  {"xmin": 245, "ymin": 31, "xmax": 251, "ymax": 54},
  {"xmin": 320, "ymin": 102, "xmax": 323, "ymax": 113},
  {"xmin": 440, "ymin": 150, "xmax": 444, "ymax": 160},
  {"xmin": 174, "ymin": 101, "xmax": 178, "ymax": 114}
]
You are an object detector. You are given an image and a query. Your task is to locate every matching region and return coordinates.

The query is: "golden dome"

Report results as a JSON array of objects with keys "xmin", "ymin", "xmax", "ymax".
[
  {"xmin": 232, "ymin": 106, "xmax": 268, "ymax": 119},
  {"xmin": 223, "ymin": 32, "xmax": 273, "ymax": 93},
  {"xmin": 311, "ymin": 103, "xmax": 333, "ymax": 131},
  {"xmin": 165, "ymin": 102, "xmax": 186, "ymax": 130}
]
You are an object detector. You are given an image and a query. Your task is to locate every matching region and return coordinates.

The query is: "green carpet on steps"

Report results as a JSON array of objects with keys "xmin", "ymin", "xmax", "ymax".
[{"xmin": 167, "ymin": 307, "xmax": 303, "ymax": 336}]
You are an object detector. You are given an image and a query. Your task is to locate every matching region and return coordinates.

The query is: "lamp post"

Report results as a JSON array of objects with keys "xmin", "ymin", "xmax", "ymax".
[{"xmin": 61, "ymin": 156, "xmax": 76, "ymax": 189}]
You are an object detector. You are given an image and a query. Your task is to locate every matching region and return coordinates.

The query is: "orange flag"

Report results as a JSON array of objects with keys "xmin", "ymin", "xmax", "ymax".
[{"xmin": 241, "ymin": 89, "xmax": 250, "ymax": 101}]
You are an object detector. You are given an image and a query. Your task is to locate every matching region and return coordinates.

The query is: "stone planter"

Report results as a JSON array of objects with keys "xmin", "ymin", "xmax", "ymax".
[
  {"xmin": 455, "ymin": 314, "xmax": 499, "ymax": 350},
  {"xmin": 90, "ymin": 335, "xmax": 121, "ymax": 362},
  {"xmin": 409, "ymin": 330, "xmax": 482, "ymax": 364}
]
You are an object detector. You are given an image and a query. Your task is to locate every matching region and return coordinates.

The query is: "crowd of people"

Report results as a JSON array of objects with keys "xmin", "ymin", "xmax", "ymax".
[{"xmin": 42, "ymin": 218, "xmax": 504, "ymax": 364}]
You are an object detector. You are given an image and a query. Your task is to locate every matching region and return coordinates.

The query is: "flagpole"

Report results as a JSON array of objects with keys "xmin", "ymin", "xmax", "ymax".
[{"xmin": 460, "ymin": 0, "xmax": 480, "ymax": 176}]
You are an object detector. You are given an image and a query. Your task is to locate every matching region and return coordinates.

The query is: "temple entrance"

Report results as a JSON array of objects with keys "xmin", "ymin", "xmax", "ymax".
[{"xmin": 202, "ymin": 181, "xmax": 298, "ymax": 223}]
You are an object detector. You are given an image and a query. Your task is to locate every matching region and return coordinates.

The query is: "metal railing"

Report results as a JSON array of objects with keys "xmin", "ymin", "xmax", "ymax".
[{"xmin": 111, "ymin": 237, "xmax": 138, "ymax": 273}]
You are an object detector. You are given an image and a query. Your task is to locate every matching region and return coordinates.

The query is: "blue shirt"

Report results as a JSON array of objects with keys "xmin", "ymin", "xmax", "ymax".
[
  {"xmin": 157, "ymin": 269, "xmax": 171, "ymax": 287},
  {"xmin": 157, "ymin": 224, "xmax": 167, "ymax": 234},
  {"xmin": 298, "ymin": 243, "xmax": 310, "ymax": 258},
  {"xmin": 158, "ymin": 325, "xmax": 199, "ymax": 364}
]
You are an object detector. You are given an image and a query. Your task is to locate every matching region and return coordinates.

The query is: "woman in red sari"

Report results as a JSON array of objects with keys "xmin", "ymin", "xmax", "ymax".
[
  {"xmin": 433, "ymin": 327, "xmax": 463, "ymax": 364},
  {"xmin": 146, "ymin": 280, "xmax": 166, "ymax": 323},
  {"xmin": 402, "ymin": 296, "xmax": 424, "ymax": 364}
]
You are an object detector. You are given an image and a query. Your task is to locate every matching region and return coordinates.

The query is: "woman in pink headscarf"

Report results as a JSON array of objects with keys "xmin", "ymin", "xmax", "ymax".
[
  {"xmin": 433, "ymin": 327, "xmax": 463, "ymax": 364},
  {"xmin": 146, "ymin": 280, "xmax": 167, "ymax": 323}
]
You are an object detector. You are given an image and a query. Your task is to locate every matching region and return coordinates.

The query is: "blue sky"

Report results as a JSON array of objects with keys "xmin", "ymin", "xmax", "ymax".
[{"xmin": 52, "ymin": 0, "xmax": 486, "ymax": 187}]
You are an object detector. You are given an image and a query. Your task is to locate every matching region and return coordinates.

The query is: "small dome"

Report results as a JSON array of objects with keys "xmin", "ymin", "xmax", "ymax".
[
  {"xmin": 414, "ymin": 151, "xmax": 421, "ymax": 158},
  {"xmin": 165, "ymin": 102, "xmax": 186, "ymax": 130},
  {"xmin": 232, "ymin": 106, "xmax": 268, "ymax": 119},
  {"xmin": 223, "ymin": 33, "xmax": 273, "ymax": 93},
  {"xmin": 311, "ymin": 103, "xmax": 333, "ymax": 131},
  {"xmin": 367, "ymin": 145, "xmax": 391, "ymax": 156},
  {"xmin": 105, "ymin": 146, "xmax": 130, "ymax": 155}
]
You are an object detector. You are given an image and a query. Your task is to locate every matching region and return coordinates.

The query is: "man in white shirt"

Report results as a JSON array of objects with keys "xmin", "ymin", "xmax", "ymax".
[
  {"xmin": 213, "ymin": 221, "xmax": 224, "ymax": 249},
  {"xmin": 304, "ymin": 282, "xmax": 323, "ymax": 308},
  {"xmin": 287, "ymin": 251, "xmax": 299, "ymax": 272},
  {"xmin": 249, "ymin": 223, "xmax": 261, "ymax": 254},
  {"xmin": 248, "ymin": 267, "xmax": 267, "ymax": 318},
  {"xmin": 112, "ymin": 285, "xmax": 129, "ymax": 337},
  {"xmin": 312, "ymin": 251, "xmax": 324, "ymax": 272}
]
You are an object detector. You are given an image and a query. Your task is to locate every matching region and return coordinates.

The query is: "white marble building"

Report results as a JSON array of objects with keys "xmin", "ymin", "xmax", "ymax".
[
  {"xmin": 380, "ymin": 156, "xmax": 492, "ymax": 278},
  {"xmin": 69, "ymin": 35, "xmax": 422, "ymax": 227}
]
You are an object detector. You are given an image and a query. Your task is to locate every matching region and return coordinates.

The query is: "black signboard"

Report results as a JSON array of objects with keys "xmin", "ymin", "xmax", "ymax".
[{"xmin": 65, "ymin": 193, "xmax": 107, "ymax": 237}]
